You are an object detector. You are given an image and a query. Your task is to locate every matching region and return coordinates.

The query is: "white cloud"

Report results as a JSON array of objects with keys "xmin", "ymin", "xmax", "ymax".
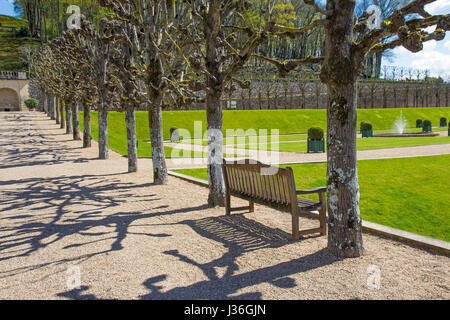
[
  {"xmin": 444, "ymin": 40, "xmax": 450, "ymax": 50},
  {"xmin": 423, "ymin": 41, "xmax": 437, "ymax": 51},
  {"xmin": 425, "ymin": 0, "xmax": 450, "ymax": 15},
  {"xmin": 387, "ymin": 34, "xmax": 450, "ymax": 79}
]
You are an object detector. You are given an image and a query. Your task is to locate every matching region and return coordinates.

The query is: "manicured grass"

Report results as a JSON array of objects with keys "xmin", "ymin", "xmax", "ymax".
[
  {"xmin": 79, "ymin": 110, "xmax": 449, "ymax": 157},
  {"xmin": 79, "ymin": 111, "xmax": 208, "ymax": 158},
  {"xmin": 79, "ymin": 112, "xmax": 242, "ymax": 158},
  {"xmin": 0, "ymin": 16, "xmax": 40, "ymax": 70},
  {"xmin": 240, "ymin": 136, "xmax": 450, "ymax": 152},
  {"xmin": 0, "ymin": 15, "xmax": 28, "ymax": 28},
  {"xmin": 180, "ymin": 128, "xmax": 433, "ymax": 146},
  {"xmin": 77, "ymin": 108, "xmax": 450, "ymax": 141},
  {"xmin": 173, "ymin": 155, "xmax": 450, "ymax": 242},
  {"xmin": 163, "ymin": 107, "xmax": 450, "ymax": 140},
  {"xmin": 357, "ymin": 136, "xmax": 450, "ymax": 150},
  {"xmin": 180, "ymin": 133, "xmax": 309, "ymax": 146}
]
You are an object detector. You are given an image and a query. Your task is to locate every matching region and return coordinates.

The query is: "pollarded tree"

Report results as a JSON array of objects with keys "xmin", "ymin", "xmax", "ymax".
[
  {"xmin": 107, "ymin": 19, "xmax": 147, "ymax": 173},
  {"xmin": 48, "ymin": 36, "xmax": 85, "ymax": 141},
  {"xmin": 180, "ymin": 0, "xmax": 281, "ymax": 206},
  {"xmin": 259, "ymin": 0, "xmax": 448, "ymax": 257},
  {"xmin": 99, "ymin": 0, "xmax": 200, "ymax": 183},
  {"xmin": 32, "ymin": 45, "xmax": 61, "ymax": 121},
  {"xmin": 60, "ymin": 27, "xmax": 99, "ymax": 148},
  {"xmin": 77, "ymin": 16, "xmax": 122, "ymax": 159}
]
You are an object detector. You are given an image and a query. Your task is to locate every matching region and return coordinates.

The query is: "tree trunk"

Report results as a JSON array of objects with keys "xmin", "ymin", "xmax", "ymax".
[
  {"xmin": 60, "ymin": 99, "xmax": 65, "ymax": 129},
  {"xmin": 325, "ymin": 83, "xmax": 364, "ymax": 258},
  {"xmin": 320, "ymin": 0, "xmax": 364, "ymax": 258},
  {"xmin": 66, "ymin": 101, "xmax": 72, "ymax": 134},
  {"xmin": 55, "ymin": 96, "xmax": 60, "ymax": 124},
  {"xmin": 72, "ymin": 103, "xmax": 81, "ymax": 141},
  {"xmin": 206, "ymin": 91, "xmax": 225, "ymax": 207},
  {"xmin": 98, "ymin": 107, "xmax": 109, "ymax": 159},
  {"xmin": 83, "ymin": 104, "xmax": 91, "ymax": 148},
  {"xmin": 50, "ymin": 94, "xmax": 56, "ymax": 120},
  {"xmin": 41, "ymin": 91, "xmax": 46, "ymax": 113},
  {"xmin": 149, "ymin": 105, "xmax": 168, "ymax": 184},
  {"xmin": 374, "ymin": 52, "xmax": 382, "ymax": 79},
  {"xmin": 126, "ymin": 108, "xmax": 138, "ymax": 173}
]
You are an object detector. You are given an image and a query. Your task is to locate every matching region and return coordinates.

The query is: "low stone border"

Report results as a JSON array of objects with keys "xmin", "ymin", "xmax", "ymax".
[{"xmin": 168, "ymin": 170, "xmax": 450, "ymax": 256}]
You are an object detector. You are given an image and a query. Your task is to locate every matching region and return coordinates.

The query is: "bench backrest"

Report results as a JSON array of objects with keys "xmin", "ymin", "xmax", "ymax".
[{"xmin": 222, "ymin": 159, "xmax": 296, "ymax": 209}]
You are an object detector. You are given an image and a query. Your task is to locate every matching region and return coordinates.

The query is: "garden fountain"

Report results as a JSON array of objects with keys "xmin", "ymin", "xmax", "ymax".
[
  {"xmin": 374, "ymin": 111, "xmax": 439, "ymax": 137},
  {"xmin": 394, "ymin": 111, "xmax": 408, "ymax": 134}
]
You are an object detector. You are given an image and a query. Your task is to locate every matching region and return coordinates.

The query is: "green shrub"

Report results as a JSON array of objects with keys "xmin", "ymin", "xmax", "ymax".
[
  {"xmin": 440, "ymin": 117, "xmax": 447, "ymax": 122},
  {"xmin": 423, "ymin": 120, "xmax": 432, "ymax": 127},
  {"xmin": 308, "ymin": 127, "xmax": 324, "ymax": 140},
  {"xmin": 360, "ymin": 122, "xmax": 373, "ymax": 131},
  {"xmin": 24, "ymin": 98, "xmax": 38, "ymax": 109},
  {"xmin": 15, "ymin": 27, "xmax": 30, "ymax": 37},
  {"xmin": 416, "ymin": 119, "xmax": 423, "ymax": 125}
]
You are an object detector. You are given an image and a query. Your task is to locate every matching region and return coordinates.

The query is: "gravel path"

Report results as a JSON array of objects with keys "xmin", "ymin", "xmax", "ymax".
[{"xmin": 0, "ymin": 112, "xmax": 449, "ymax": 300}]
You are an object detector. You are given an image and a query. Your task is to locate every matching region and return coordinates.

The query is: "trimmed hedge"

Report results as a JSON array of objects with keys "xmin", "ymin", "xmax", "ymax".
[
  {"xmin": 360, "ymin": 122, "xmax": 373, "ymax": 131},
  {"xmin": 24, "ymin": 98, "xmax": 39, "ymax": 109},
  {"xmin": 307, "ymin": 127, "xmax": 324, "ymax": 140}
]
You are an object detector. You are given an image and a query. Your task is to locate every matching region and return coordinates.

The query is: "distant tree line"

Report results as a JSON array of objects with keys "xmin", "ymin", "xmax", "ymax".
[
  {"xmin": 13, "ymin": 0, "xmax": 411, "ymax": 80},
  {"xmin": 12, "ymin": 0, "xmax": 103, "ymax": 41}
]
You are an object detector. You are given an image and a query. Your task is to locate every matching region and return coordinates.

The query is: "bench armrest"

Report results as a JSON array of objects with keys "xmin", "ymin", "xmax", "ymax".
[{"xmin": 296, "ymin": 187, "xmax": 327, "ymax": 195}]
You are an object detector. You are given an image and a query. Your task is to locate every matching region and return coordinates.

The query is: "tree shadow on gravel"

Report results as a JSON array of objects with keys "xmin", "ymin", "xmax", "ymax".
[
  {"xmin": 0, "ymin": 114, "xmax": 89, "ymax": 169},
  {"xmin": 57, "ymin": 286, "xmax": 99, "ymax": 300},
  {"xmin": 0, "ymin": 172, "xmax": 209, "ymax": 282},
  {"xmin": 140, "ymin": 214, "xmax": 335, "ymax": 299},
  {"xmin": 0, "ymin": 174, "xmax": 208, "ymax": 265}
]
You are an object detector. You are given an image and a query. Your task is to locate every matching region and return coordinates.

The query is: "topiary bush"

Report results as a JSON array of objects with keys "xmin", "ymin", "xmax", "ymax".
[
  {"xmin": 24, "ymin": 98, "xmax": 39, "ymax": 109},
  {"xmin": 423, "ymin": 120, "xmax": 432, "ymax": 127},
  {"xmin": 423, "ymin": 120, "xmax": 432, "ymax": 132},
  {"xmin": 360, "ymin": 122, "xmax": 373, "ymax": 131},
  {"xmin": 307, "ymin": 127, "xmax": 325, "ymax": 153},
  {"xmin": 307, "ymin": 127, "xmax": 324, "ymax": 140}
]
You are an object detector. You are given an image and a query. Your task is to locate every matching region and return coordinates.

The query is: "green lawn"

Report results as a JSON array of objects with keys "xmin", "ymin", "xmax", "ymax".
[
  {"xmin": 79, "ymin": 112, "xmax": 207, "ymax": 158},
  {"xmin": 79, "ymin": 108, "xmax": 450, "ymax": 141},
  {"xmin": 77, "ymin": 109, "xmax": 449, "ymax": 157},
  {"xmin": 79, "ymin": 112, "xmax": 243, "ymax": 158},
  {"xmin": 179, "ymin": 133, "xmax": 309, "ymax": 146},
  {"xmin": 173, "ymin": 155, "xmax": 450, "ymax": 242},
  {"xmin": 180, "ymin": 127, "xmax": 440, "ymax": 146},
  {"xmin": 0, "ymin": 15, "xmax": 40, "ymax": 70},
  {"xmin": 239, "ymin": 136, "xmax": 450, "ymax": 152}
]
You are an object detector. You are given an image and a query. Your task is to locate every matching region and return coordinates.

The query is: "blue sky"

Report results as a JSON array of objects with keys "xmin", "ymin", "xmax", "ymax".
[
  {"xmin": 382, "ymin": 0, "xmax": 450, "ymax": 81},
  {"xmin": 0, "ymin": 0, "xmax": 449, "ymax": 80},
  {"xmin": 0, "ymin": 0, "xmax": 16, "ymax": 17}
]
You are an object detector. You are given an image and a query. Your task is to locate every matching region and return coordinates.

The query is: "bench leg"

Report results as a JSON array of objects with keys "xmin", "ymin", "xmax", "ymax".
[
  {"xmin": 292, "ymin": 208, "xmax": 300, "ymax": 240},
  {"xmin": 225, "ymin": 192, "xmax": 231, "ymax": 216},
  {"xmin": 318, "ymin": 192, "xmax": 327, "ymax": 236},
  {"xmin": 249, "ymin": 201, "xmax": 254, "ymax": 213}
]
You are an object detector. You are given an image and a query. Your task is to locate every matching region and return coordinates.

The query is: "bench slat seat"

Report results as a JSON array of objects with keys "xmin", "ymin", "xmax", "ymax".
[
  {"xmin": 222, "ymin": 159, "xmax": 327, "ymax": 240},
  {"xmin": 297, "ymin": 198, "xmax": 321, "ymax": 211}
]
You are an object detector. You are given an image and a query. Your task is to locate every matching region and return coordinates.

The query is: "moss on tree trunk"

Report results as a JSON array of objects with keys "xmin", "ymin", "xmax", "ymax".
[{"xmin": 149, "ymin": 105, "xmax": 168, "ymax": 185}]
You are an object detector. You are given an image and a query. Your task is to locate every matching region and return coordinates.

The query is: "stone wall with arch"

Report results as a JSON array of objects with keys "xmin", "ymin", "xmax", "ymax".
[{"xmin": 0, "ymin": 80, "xmax": 30, "ymax": 111}]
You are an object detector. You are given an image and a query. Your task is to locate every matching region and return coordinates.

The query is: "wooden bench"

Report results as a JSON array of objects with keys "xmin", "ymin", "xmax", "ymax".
[{"xmin": 222, "ymin": 159, "xmax": 327, "ymax": 240}]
